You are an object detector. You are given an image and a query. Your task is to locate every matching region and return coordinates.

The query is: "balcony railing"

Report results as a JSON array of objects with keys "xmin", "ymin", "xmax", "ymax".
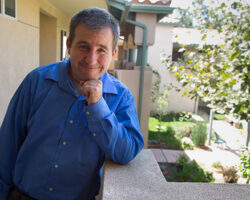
[{"xmin": 99, "ymin": 149, "xmax": 250, "ymax": 200}]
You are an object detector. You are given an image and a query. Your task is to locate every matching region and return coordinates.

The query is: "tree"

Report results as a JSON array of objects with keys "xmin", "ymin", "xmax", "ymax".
[{"xmin": 163, "ymin": 0, "xmax": 249, "ymax": 122}]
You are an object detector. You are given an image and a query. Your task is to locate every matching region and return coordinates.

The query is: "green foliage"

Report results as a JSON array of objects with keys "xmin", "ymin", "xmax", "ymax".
[
  {"xmin": 157, "ymin": 89, "xmax": 170, "ymax": 134},
  {"xmin": 175, "ymin": 155, "xmax": 214, "ymax": 182},
  {"xmin": 156, "ymin": 112, "xmax": 192, "ymax": 122},
  {"xmin": 212, "ymin": 161, "xmax": 222, "ymax": 169},
  {"xmin": 192, "ymin": 122, "xmax": 207, "ymax": 146},
  {"xmin": 182, "ymin": 143, "xmax": 194, "ymax": 150},
  {"xmin": 148, "ymin": 116, "xmax": 195, "ymax": 150},
  {"xmin": 213, "ymin": 114, "xmax": 226, "ymax": 120},
  {"xmin": 238, "ymin": 146, "xmax": 250, "ymax": 184},
  {"xmin": 163, "ymin": 1, "xmax": 250, "ymax": 121},
  {"xmin": 151, "ymin": 68, "xmax": 161, "ymax": 103}
]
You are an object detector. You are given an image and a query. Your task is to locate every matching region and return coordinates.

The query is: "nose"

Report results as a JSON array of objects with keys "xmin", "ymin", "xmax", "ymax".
[{"xmin": 85, "ymin": 50, "xmax": 98, "ymax": 66}]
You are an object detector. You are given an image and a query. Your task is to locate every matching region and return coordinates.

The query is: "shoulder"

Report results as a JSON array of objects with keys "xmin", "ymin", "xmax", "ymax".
[
  {"xmin": 28, "ymin": 62, "xmax": 60, "ymax": 80},
  {"xmin": 103, "ymin": 73, "xmax": 133, "ymax": 98},
  {"xmin": 27, "ymin": 59, "xmax": 69, "ymax": 82}
]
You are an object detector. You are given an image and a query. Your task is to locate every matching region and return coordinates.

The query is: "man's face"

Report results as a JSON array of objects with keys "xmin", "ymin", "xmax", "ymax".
[{"xmin": 67, "ymin": 23, "xmax": 117, "ymax": 82}]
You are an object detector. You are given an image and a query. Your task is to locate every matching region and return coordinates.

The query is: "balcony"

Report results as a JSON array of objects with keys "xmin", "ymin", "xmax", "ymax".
[{"xmin": 99, "ymin": 149, "xmax": 250, "ymax": 200}]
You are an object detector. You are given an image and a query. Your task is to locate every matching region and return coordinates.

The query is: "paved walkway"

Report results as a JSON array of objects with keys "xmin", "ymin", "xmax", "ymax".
[
  {"xmin": 213, "ymin": 120, "xmax": 247, "ymax": 156},
  {"xmin": 150, "ymin": 120, "xmax": 249, "ymax": 183}
]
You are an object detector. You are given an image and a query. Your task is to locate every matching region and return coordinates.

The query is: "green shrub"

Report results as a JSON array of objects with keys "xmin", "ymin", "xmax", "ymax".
[
  {"xmin": 212, "ymin": 161, "xmax": 222, "ymax": 169},
  {"xmin": 166, "ymin": 126, "xmax": 175, "ymax": 136},
  {"xmin": 238, "ymin": 146, "xmax": 250, "ymax": 184},
  {"xmin": 191, "ymin": 122, "xmax": 207, "ymax": 146},
  {"xmin": 181, "ymin": 137, "xmax": 194, "ymax": 150},
  {"xmin": 175, "ymin": 155, "xmax": 214, "ymax": 182},
  {"xmin": 213, "ymin": 114, "xmax": 226, "ymax": 120}
]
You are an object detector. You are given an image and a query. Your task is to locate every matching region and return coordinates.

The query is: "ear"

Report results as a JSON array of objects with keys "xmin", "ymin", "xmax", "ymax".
[
  {"xmin": 66, "ymin": 38, "xmax": 71, "ymax": 55},
  {"xmin": 112, "ymin": 48, "xmax": 117, "ymax": 57}
]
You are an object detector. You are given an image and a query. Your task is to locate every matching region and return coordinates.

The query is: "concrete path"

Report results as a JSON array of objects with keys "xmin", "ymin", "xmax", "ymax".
[{"xmin": 212, "ymin": 120, "xmax": 247, "ymax": 156}]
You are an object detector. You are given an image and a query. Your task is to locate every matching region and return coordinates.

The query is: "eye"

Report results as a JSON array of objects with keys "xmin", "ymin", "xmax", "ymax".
[
  {"xmin": 98, "ymin": 48, "xmax": 106, "ymax": 53},
  {"xmin": 80, "ymin": 45, "xmax": 89, "ymax": 50}
]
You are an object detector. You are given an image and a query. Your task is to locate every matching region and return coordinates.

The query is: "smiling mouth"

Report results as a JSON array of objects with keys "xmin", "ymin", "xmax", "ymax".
[
  {"xmin": 79, "ymin": 61, "xmax": 101, "ymax": 69},
  {"xmin": 85, "ymin": 66, "xmax": 99, "ymax": 69}
]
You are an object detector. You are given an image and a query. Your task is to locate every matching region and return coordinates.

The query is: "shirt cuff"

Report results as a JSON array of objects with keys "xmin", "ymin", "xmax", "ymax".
[{"xmin": 85, "ymin": 97, "xmax": 111, "ymax": 127}]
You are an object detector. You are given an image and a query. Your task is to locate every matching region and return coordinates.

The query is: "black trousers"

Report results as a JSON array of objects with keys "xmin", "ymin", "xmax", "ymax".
[
  {"xmin": 7, "ymin": 187, "xmax": 96, "ymax": 200},
  {"xmin": 7, "ymin": 187, "xmax": 36, "ymax": 200}
]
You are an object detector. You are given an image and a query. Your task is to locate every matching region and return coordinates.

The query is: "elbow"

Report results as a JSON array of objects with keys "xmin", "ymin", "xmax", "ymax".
[{"xmin": 115, "ymin": 140, "xmax": 144, "ymax": 165}]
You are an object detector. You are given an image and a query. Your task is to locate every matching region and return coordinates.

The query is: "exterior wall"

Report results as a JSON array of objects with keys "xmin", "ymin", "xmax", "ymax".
[
  {"xmin": 134, "ymin": 13, "xmax": 156, "ymax": 46},
  {"xmin": 0, "ymin": 0, "xmax": 70, "ymax": 123},
  {"xmin": 115, "ymin": 68, "xmax": 153, "ymax": 148},
  {"xmin": 148, "ymin": 25, "xmax": 197, "ymax": 114},
  {"xmin": 40, "ymin": 12, "xmax": 57, "ymax": 66}
]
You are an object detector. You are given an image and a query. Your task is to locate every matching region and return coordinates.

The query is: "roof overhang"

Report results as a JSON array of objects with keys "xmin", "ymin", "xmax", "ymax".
[
  {"xmin": 47, "ymin": 0, "xmax": 108, "ymax": 17},
  {"xmin": 106, "ymin": 0, "xmax": 174, "ymax": 22}
]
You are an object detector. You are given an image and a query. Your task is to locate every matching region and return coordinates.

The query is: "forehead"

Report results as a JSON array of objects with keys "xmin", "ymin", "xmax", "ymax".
[{"xmin": 74, "ymin": 24, "xmax": 114, "ymax": 49}]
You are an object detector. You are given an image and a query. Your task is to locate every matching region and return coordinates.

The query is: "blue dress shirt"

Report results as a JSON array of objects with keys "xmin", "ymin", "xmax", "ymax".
[{"xmin": 0, "ymin": 59, "xmax": 144, "ymax": 200}]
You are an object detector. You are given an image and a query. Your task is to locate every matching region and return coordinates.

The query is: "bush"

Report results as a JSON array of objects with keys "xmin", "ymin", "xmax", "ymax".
[
  {"xmin": 238, "ymin": 146, "xmax": 250, "ymax": 184},
  {"xmin": 181, "ymin": 137, "xmax": 194, "ymax": 150},
  {"xmin": 191, "ymin": 122, "xmax": 207, "ymax": 146},
  {"xmin": 222, "ymin": 166, "xmax": 239, "ymax": 183},
  {"xmin": 212, "ymin": 161, "xmax": 222, "ymax": 169},
  {"xmin": 155, "ymin": 112, "xmax": 192, "ymax": 122},
  {"xmin": 213, "ymin": 114, "xmax": 226, "ymax": 120},
  {"xmin": 175, "ymin": 155, "xmax": 214, "ymax": 182},
  {"xmin": 162, "ymin": 126, "xmax": 183, "ymax": 149}
]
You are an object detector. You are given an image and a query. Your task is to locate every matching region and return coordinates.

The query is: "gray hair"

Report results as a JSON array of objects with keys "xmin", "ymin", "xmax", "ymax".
[{"xmin": 68, "ymin": 7, "xmax": 120, "ymax": 51}]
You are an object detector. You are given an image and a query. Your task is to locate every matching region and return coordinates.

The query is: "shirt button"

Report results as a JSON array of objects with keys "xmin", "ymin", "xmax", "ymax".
[
  {"xmin": 54, "ymin": 164, "xmax": 59, "ymax": 168},
  {"xmin": 69, "ymin": 120, "xmax": 74, "ymax": 124},
  {"xmin": 49, "ymin": 187, "xmax": 53, "ymax": 192},
  {"xmin": 86, "ymin": 111, "xmax": 90, "ymax": 115},
  {"xmin": 62, "ymin": 141, "xmax": 67, "ymax": 146},
  {"xmin": 93, "ymin": 133, "xmax": 96, "ymax": 137}
]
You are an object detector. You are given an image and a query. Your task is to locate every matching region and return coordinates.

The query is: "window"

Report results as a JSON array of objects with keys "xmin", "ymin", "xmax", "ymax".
[
  {"xmin": 60, "ymin": 30, "xmax": 67, "ymax": 61},
  {"xmin": 172, "ymin": 46, "xmax": 184, "ymax": 62},
  {"xmin": 5, "ymin": 0, "xmax": 16, "ymax": 17},
  {"xmin": 1, "ymin": 0, "xmax": 16, "ymax": 18}
]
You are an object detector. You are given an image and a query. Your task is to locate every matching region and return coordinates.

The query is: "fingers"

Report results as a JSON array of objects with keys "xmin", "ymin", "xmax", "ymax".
[{"xmin": 80, "ymin": 80, "xmax": 103, "ymax": 105}]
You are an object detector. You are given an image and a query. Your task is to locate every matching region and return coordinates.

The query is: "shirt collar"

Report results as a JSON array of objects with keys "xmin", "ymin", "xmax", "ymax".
[{"xmin": 45, "ymin": 58, "xmax": 118, "ymax": 95}]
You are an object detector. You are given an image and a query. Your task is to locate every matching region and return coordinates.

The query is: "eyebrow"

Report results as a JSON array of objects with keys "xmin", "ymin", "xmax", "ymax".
[{"xmin": 77, "ymin": 41, "xmax": 109, "ymax": 51}]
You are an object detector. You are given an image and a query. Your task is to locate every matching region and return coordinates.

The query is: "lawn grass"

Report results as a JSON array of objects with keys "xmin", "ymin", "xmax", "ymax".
[
  {"xmin": 148, "ymin": 117, "xmax": 194, "ymax": 133},
  {"xmin": 148, "ymin": 116, "xmax": 195, "ymax": 150}
]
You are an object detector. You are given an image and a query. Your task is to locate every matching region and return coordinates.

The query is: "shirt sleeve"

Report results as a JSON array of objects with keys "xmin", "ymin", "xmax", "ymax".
[
  {"xmin": 85, "ymin": 89, "xmax": 144, "ymax": 164},
  {"xmin": 0, "ymin": 75, "xmax": 32, "ymax": 197}
]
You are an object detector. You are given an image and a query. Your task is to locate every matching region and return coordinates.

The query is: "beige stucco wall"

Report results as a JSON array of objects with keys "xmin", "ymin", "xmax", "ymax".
[
  {"xmin": 115, "ymin": 68, "xmax": 153, "ymax": 148},
  {"xmin": 134, "ymin": 13, "xmax": 156, "ymax": 46},
  {"xmin": 0, "ymin": 0, "xmax": 70, "ymax": 123},
  {"xmin": 40, "ymin": 12, "xmax": 57, "ymax": 66},
  {"xmin": 148, "ymin": 25, "xmax": 197, "ymax": 114}
]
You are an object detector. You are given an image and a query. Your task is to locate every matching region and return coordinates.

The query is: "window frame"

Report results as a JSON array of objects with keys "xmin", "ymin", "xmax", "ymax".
[
  {"xmin": 0, "ymin": 0, "xmax": 17, "ymax": 19},
  {"xmin": 60, "ymin": 29, "xmax": 67, "ymax": 61}
]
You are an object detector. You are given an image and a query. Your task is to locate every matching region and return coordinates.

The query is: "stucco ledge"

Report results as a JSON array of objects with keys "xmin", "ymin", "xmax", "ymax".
[{"xmin": 99, "ymin": 149, "xmax": 250, "ymax": 200}]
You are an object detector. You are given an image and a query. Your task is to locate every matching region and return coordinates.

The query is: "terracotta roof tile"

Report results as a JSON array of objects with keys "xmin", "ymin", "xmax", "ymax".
[{"xmin": 132, "ymin": 0, "xmax": 172, "ymax": 6}]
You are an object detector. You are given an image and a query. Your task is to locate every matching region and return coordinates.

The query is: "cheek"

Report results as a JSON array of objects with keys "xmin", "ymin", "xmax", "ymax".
[{"xmin": 99, "ymin": 55, "xmax": 112, "ymax": 67}]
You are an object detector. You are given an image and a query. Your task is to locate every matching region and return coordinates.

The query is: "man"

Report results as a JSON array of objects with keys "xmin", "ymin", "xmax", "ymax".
[{"xmin": 0, "ymin": 7, "xmax": 144, "ymax": 200}]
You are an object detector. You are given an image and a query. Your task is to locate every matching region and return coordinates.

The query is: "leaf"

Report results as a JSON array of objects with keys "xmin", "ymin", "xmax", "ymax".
[
  {"xmin": 201, "ymin": 34, "xmax": 207, "ymax": 41},
  {"xmin": 183, "ymin": 89, "xmax": 189, "ymax": 96}
]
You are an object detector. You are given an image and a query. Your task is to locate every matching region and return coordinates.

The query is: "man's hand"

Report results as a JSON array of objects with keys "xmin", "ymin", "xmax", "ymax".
[{"xmin": 80, "ymin": 80, "xmax": 103, "ymax": 105}]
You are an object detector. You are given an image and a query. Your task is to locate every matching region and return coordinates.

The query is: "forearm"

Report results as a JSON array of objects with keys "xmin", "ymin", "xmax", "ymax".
[{"xmin": 86, "ymin": 97, "xmax": 144, "ymax": 164}]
